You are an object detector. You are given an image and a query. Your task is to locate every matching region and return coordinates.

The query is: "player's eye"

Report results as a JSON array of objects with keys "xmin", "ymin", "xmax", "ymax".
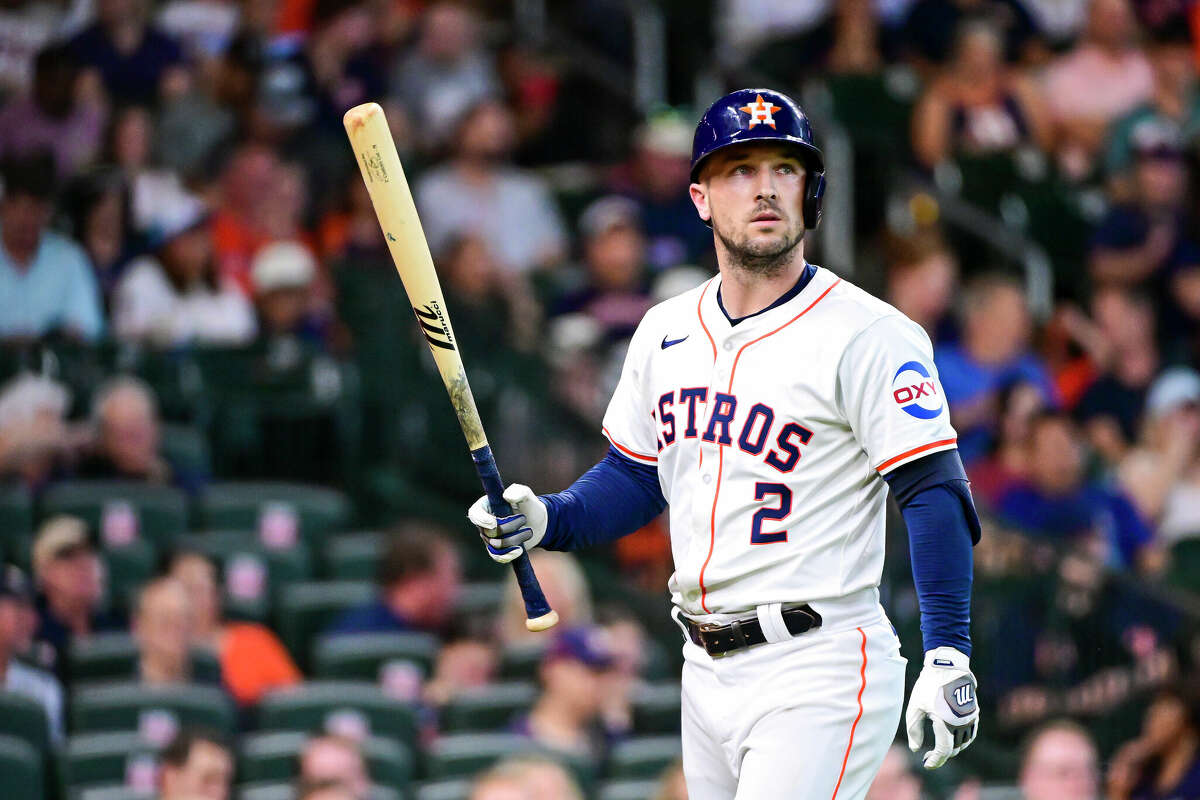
[
  {"xmin": 732, "ymin": 164, "xmax": 754, "ymax": 176},
  {"xmin": 777, "ymin": 164, "xmax": 798, "ymax": 175}
]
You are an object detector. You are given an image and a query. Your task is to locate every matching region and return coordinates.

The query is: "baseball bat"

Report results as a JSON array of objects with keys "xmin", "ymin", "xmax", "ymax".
[{"xmin": 343, "ymin": 102, "xmax": 558, "ymax": 632}]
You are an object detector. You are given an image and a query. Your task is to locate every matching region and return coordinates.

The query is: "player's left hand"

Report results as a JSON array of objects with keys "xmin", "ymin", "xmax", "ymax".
[{"xmin": 905, "ymin": 646, "xmax": 979, "ymax": 769}]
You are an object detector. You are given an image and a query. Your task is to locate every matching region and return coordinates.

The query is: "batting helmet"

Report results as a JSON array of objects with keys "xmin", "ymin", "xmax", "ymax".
[{"xmin": 690, "ymin": 88, "xmax": 825, "ymax": 229}]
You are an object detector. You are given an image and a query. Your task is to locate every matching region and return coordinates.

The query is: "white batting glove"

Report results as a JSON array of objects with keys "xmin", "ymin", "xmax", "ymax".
[
  {"xmin": 905, "ymin": 647, "xmax": 979, "ymax": 769},
  {"xmin": 467, "ymin": 484, "xmax": 548, "ymax": 564}
]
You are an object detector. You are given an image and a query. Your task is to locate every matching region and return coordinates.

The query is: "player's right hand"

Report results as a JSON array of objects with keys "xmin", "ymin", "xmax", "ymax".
[{"xmin": 467, "ymin": 484, "xmax": 548, "ymax": 564}]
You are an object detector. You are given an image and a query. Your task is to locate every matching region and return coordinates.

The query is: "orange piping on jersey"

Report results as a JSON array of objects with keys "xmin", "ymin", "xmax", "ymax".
[
  {"xmin": 697, "ymin": 277, "xmax": 841, "ymax": 613},
  {"xmin": 875, "ymin": 437, "xmax": 957, "ymax": 473},
  {"xmin": 831, "ymin": 627, "xmax": 868, "ymax": 800},
  {"xmin": 697, "ymin": 280, "xmax": 717, "ymax": 362},
  {"xmin": 603, "ymin": 427, "xmax": 658, "ymax": 463}
]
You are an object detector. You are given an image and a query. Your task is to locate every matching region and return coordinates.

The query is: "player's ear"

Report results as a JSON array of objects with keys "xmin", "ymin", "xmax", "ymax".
[{"xmin": 689, "ymin": 182, "xmax": 711, "ymax": 223}]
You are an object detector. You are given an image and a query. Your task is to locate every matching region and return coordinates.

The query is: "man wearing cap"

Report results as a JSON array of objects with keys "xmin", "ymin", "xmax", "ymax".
[
  {"xmin": 0, "ymin": 152, "xmax": 104, "ymax": 343},
  {"xmin": 0, "ymin": 564, "xmax": 63, "ymax": 745},
  {"xmin": 31, "ymin": 515, "xmax": 121, "ymax": 678},
  {"xmin": 250, "ymin": 240, "xmax": 326, "ymax": 347}
]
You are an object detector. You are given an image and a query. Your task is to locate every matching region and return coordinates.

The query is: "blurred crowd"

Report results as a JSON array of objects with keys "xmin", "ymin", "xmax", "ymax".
[{"xmin": 0, "ymin": 0, "xmax": 1197, "ymax": 798}]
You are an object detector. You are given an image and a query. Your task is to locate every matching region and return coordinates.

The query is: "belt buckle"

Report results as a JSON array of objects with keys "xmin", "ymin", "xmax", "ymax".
[{"xmin": 697, "ymin": 622, "xmax": 724, "ymax": 656}]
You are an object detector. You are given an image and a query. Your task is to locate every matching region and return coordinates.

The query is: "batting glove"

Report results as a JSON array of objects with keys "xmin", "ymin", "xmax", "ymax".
[
  {"xmin": 905, "ymin": 646, "xmax": 979, "ymax": 769},
  {"xmin": 467, "ymin": 484, "xmax": 548, "ymax": 564}
]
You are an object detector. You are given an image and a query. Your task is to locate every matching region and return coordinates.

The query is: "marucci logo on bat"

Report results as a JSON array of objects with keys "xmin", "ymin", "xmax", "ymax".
[{"xmin": 413, "ymin": 302, "xmax": 456, "ymax": 350}]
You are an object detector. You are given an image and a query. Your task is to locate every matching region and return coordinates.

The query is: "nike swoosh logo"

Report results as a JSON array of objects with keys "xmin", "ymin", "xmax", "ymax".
[{"xmin": 661, "ymin": 334, "xmax": 689, "ymax": 349}]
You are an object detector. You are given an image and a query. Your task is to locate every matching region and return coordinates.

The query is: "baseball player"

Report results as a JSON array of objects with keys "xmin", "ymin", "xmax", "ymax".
[{"xmin": 469, "ymin": 88, "xmax": 981, "ymax": 800}]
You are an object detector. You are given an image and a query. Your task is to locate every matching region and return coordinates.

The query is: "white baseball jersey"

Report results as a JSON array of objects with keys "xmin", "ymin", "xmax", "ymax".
[{"xmin": 601, "ymin": 265, "xmax": 958, "ymax": 617}]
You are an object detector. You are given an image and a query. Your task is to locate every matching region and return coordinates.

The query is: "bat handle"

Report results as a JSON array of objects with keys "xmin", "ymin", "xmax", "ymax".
[{"xmin": 471, "ymin": 445, "xmax": 559, "ymax": 632}]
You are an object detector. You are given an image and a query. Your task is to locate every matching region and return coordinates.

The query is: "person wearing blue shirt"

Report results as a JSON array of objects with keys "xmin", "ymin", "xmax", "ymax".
[{"xmin": 0, "ymin": 153, "xmax": 104, "ymax": 343}]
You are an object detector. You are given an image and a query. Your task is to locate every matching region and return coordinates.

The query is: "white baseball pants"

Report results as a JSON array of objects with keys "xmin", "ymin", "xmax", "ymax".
[{"xmin": 675, "ymin": 596, "xmax": 907, "ymax": 800}]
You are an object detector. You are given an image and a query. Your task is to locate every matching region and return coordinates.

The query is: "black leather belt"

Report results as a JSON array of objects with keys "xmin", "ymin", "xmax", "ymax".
[{"xmin": 683, "ymin": 604, "xmax": 823, "ymax": 656}]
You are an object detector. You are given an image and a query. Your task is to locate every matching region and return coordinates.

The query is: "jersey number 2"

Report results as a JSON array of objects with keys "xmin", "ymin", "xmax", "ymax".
[{"xmin": 751, "ymin": 482, "xmax": 791, "ymax": 544}]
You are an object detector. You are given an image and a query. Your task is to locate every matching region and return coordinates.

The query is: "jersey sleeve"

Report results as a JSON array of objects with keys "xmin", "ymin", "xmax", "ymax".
[
  {"xmin": 838, "ymin": 315, "xmax": 959, "ymax": 475},
  {"xmin": 600, "ymin": 320, "xmax": 659, "ymax": 465}
]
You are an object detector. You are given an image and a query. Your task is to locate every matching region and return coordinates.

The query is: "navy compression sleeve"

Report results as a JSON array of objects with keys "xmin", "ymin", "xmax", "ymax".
[
  {"xmin": 539, "ymin": 446, "xmax": 667, "ymax": 551},
  {"xmin": 884, "ymin": 450, "xmax": 980, "ymax": 656}
]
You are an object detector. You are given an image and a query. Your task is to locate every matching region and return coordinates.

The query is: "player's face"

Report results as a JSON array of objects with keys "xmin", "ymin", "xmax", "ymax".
[{"xmin": 690, "ymin": 143, "xmax": 808, "ymax": 275}]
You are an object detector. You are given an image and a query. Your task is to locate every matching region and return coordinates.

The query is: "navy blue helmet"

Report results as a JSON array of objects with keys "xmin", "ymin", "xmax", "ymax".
[{"xmin": 690, "ymin": 88, "xmax": 825, "ymax": 229}]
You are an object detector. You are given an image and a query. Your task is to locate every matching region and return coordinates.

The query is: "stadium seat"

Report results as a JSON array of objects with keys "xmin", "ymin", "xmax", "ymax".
[
  {"xmin": 196, "ymin": 482, "xmax": 351, "ymax": 551},
  {"xmin": 324, "ymin": 532, "xmax": 385, "ymax": 580},
  {"xmin": 598, "ymin": 779, "xmax": 661, "ymax": 800},
  {"xmin": 632, "ymin": 683, "xmax": 682, "ymax": 733},
  {"xmin": 0, "ymin": 483, "xmax": 33, "ymax": 568},
  {"xmin": 453, "ymin": 582, "xmax": 505, "ymax": 618},
  {"xmin": 238, "ymin": 730, "xmax": 414, "ymax": 787},
  {"xmin": 159, "ymin": 423, "xmax": 212, "ymax": 478},
  {"xmin": 1167, "ymin": 539, "xmax": 1200, "ymax": 594},
  {"xmin": 102, "ymin": 539, "xmax": 156, "ymax": 614},
  {"xmin": 275, "ymin": 581, "xmax": 376, "ymax": 670},
  {"xmin": 608, "ymin": 736, "xmax": 682, "ymax": 779},
  {"xmin": 414, "ymin": 779, "xmax": 473, "ymax": 800},
  {"xmin": 69, "ymin": 635, "xmax": 222, "ymax": 689},
  {"xmin": 71, "ymin": 683, "xmax": 236, "ymax": 739},
  {"xmin": 424, "ymin": 733, "xmax": 540, "ymax": 780},
  {"xmin": 312, "ymin": 631, "xmax": 439, "ymax": 684},
  {"xmin": 176, "ymin": 532, "xmax": 313, "ymax": 623},
  {"xmin": 58, "ymin": 731, "xmax": 157, "ymax": 792},
  {"xmin": 41, "ymin": 481, "xmax": 188, "ymax": 551},
  {"xmin": 237, "ymin": 782, "xmax": 400, "ymax": 800},
  {"xmin": 0, "ymin": 690, "xmax": 51, "ymax": 754},
  {"xmin": 76, "ymin": 786, "xmax": 155, "ymax": 800},
  {"xmin": 498, "ymin": 642, "xmax": 547, "ymax": 682},
  {"xmin": 256, "ymin": 681, "xmax": 417, "ymax": 751},
  {"xmin": 0, "ymin": 734, "xmax": 43, "ymax": 798},
  {"xmin": 439, "ymin": 682, "xmax": 537, "ymax": 733}
]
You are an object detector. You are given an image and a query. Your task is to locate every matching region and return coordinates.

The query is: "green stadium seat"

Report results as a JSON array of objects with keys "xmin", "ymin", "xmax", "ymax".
[
  {"xmin": 499, "ymin": 642, "xmax": 547, "ymax": 682},
  {"xmin": 103, "ymin": 540, "xmax": 156, "ymax": 614},
  {"xmin": 41, "ymin": 481, "xmax": 188, "ymax": 551},
  {"xmin": 196, "ymin": 482, "xmax": 351, "ymax": 551},
  {"xmin": 239, "ymin": 730, "xmax": 414, "ymax": 787},
  {"xmin": 608, "ymin": 736, "xmax": 681, "ymax": 779},
  {"xmin": 1167, "ymin": 539, "xmax": 1200, "ymax": 594},
  {"xmin": 0, "ymin": 484, "xmax": 33, "ymax": 568},
  {"xmin": 159, "ymin": 423, "xmax": 211, "ymax": 478},
  {"xmin": 59, "ymin": 731, "xmax": 157, "ymax": 792},
  {"xmin": 76, "ymin": 786, "xmax": 155, "ymax": 800},
  {"xmin": 0, "ymin": 690, "xmax": 51, "ymax": 754},
  {"xmin": 69, "ymin": 635, "xmax": 222, "ymax": 689},
  {"xmin": 425, "ymin": 733, "xmax": 541, "ymax": 780},
  {"xmin": 312, "ymin": 631, "xmax": 439, "ymax": 685},
  {"xmin": 599, "ymin": 779, "xmax": 661, "ymax": 800},
  {"xmin": 176, "ymin": 532, "xmax": 313, "ymax": 623},
  {"xmin": 414, "ymin": 779, "xmax": 472, "ymax": 800},
  {"xmin": 439, "ymin": 682, "xmax": 537, "ymax": 733},
  {"xmin": 324, "ymin": 532, "xmax": 385, "ymax": 580},
  {"xmin": 71, "ymin": 683, "xmax": 236, "ymax": 739},
  {"xmin": 453, "ymin": 582, "xmax": 504, "ymax": 618},
  {"xmin": 256, "ymin": 681, "xmax": 417, "ymax": 750},
  {"xmin": 238, "ymin": 783, "xmax": 401, "ymax": 800},
  {"xmin": 632, "ymin": 683, "xmax": 682, "ymax": 734},
  {"xmin": 0, "ymin": 734, "xmax": 43, "ymax": 799},
  {"xmin": 275, "ymin": 582, "xmax": 376, "ymax": 670}
]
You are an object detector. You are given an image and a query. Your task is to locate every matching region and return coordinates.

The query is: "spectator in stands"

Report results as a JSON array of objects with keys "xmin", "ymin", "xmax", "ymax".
[
  {"xmin": 390, "ymin": 1, "xmax": 498, "ymax": 150},
  {"xmin": 1089, "ymin": 130, "xmax": 1195, "ymax": 301},
  {"xmin": 480, "ymin": 755, "xmax": 585, "ymax": 800},
  {"xmin": 297, "ymin": 735, "xmax": 370, "ymax": 799},
  {"xmin": 1018, "ymin": 720, "xmax": 1100, "ymax": 800},
  {"xmin": 297, "ymin": 781, "xmax": 358, "ymax": 800},
  {"xmin": 551, "ymin": 197, "xmax": 653, "ymax": 344},
  {"xmin": 967, "ymin": 380, "xmax": 1045, "ymax": 506},
  {"xmin": 133, "ymin": 577, "xmax": 194, "ymax": 685},
  {"xmin": 997, "ymin": 411, "xmax": 1160, "ymax": 572},
  {"xmin": 424, "ymin": 635, "xmax": 499, "ymax": 707},
  {"xmin": 64, "ymin": 168, "xmax": 140, "ymax": 307},
  {"xmin": 166, "ymin": 550, "xmax": 301, "ymax": 706},
  {"xmin": 112, "ymin": 191, "xmax": 257, "ymax": 346},
  {"xmin": 67, "ymin": 0, "xmax": 189, "ymax": 106},
  {"xmin": 415, "ymin": 99, "xmax": 567, "ymax": 274},
  {"xmin": 0, "ymin": 153, "xmax": 105, "ymax": 343},
  {"xmin": 439, "ymin": 233, "xmax": 539, "ymax": 354},
  {"xmin": 1118, "ymin": 367, "xmax": 1200, "ymax": 537},
  {"xmin": 934, "ymin": 272, "xmax": 1056, "ymax": 463},
  {"xmin": 515, "ymin": 627, "xmax": 616, "ymax": 764},
  {"xmin": 866, "ymin": 745, "xmax": 921, "ymax": 800},
  {"xmin": 0, "ymin": 565, "xmax": 63, "ymax": 745},
  {"xmin": 77, "ymin": 377, "xmax": 204, "ymax": 493},
  {"xmin": 911, "ymin": 21, "xmax": 1051, "ymax": 169},
  {"xmin": 883, "ymin": 228, "xmax": 959, "ymax": 341},
  {"xmin": 210, "ymin": 144, "xmax": 280, "ymax": 290},
  {"xmin": 31, "ymin": 516, "xmax": 119, "ymax": 677},
  {"xmin": 0, "ymin": 374, "xmax": 82, "ymax": 490},
  {"xmin": 1107, "ymin": 686, "xmax": 1200, "ymax": 800},
  {"xmin": 0, "ymin": 0, "xmax": 89, "ymax": 98},
  {"xmin": 469, "ymin": 766, "xmax": 529, "ymax": 800},
  {"xmin": 1042, "ymin": 0, "xmax": 1154, "ymax": 177},
  {"xmin": 900, "ymin": 0, "xmax": 1039, "ymax": 66},
  {"xmin": 102, "ymin": 104, "xmax": 188, "ymax": 236},
  {"xmin": 158, "ymin": 727, "xmax": 234, "ymax": 800},
  {"xmin": 654, "ymin": 760, "xmax": 688, "ymax": 800},
  {"xmin": 500, "ymin": 551, "xmax": 594, "ymax": 645},
  {"xmin": 327, "ymin": 525, "xmax": 462, "ymax": 636},
  {"xmin": 0, "ymin": 44, "xmax": 104, "ymax": 180},
  {"xmin": 251, "ymin": 240, "xmax": 327, "ymax": 348}
]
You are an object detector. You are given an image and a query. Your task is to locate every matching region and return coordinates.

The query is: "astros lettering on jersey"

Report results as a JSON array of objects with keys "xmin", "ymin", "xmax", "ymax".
[{"xmin": 601, "ymin": 266, "xmax": 957, "ymax": 617}]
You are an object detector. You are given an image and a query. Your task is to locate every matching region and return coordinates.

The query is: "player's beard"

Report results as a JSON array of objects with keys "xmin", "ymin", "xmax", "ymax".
[{"xmin": 713, "ymin": 214, "xmax": 805, "ymax": 277}]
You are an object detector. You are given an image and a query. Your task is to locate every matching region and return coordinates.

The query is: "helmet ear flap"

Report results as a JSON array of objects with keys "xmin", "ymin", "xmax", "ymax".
[{"xmin": 804, "ymin": 171, "xmax": 825, "ymax": 231}]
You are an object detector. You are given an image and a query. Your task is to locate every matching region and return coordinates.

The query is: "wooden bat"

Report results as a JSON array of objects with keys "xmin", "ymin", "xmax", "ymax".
[{"xmin": 343, "ymin": 102, "xmax": 558, "ymax": 632}]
